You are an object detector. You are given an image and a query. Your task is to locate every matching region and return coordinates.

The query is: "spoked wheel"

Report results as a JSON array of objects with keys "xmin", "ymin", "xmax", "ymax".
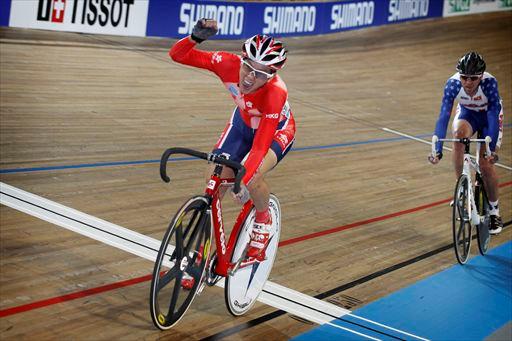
[
  {"xmin": 452, "ymin": 175, "xmax": 472, "ymax": 264},
  {"xmin": 475, "ymin": 180, "xmax": 491, "ymax": 255},
  {"xmin": 150, "ymin": 196, "xmax": 211, "ymax": 330},
  {"xmin": 225, "ymin": 194, "xmax": 281, "ymax": 316}
]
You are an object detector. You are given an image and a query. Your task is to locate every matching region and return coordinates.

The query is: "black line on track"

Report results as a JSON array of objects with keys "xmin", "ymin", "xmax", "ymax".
[
  {"xmin": 0, "ymin": 191, "xmax": 160, "ymax": 254},
  {"xmin": 202, "ymin": 220, "xmax": 511, "ymax": 341}
]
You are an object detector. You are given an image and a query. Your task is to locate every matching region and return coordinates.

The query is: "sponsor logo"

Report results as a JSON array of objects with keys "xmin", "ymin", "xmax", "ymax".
[
  {"xmin": 246, "ymin": 101, "xmax": 253, "ymax": 108},
  {"xmin": 280, "ymin": 101, "xmax": 291, "ymax": 118},
  {"xmin": 500, "ymin": 0, "xmax": 512, "ymax": 8},
  {"xmin": 265, "ymin": 113, "xmax": 279, "ymax": 119},
  {"xmin": 233, "ymin": 300, "xmax": 251, "ymax": 309},
  {"xmin": 473, "ymin": 96, "xmax": 482, "ymax": 101},
  {"xmin": 263, "ymin": 6, "xmax": 316, "ymax": 34},
  {"xmin": 228, "ymin": 84, "xmax": 239, "ymax": 97},
  {"xmin": 37, "ymin": 0, "xmax": 136, "ymax": 27},
  {"xmin": 216, "ymin": 200, "xmax": 227, "ymax": 254},
  {"xmin": 330, "ymin": 2, "xmax": 374, "ymax": 30},
  {"xmin": 204, "ymin": 239, "xmax": 211, "ymax": 258},
  {"xmin": 388, "ymin": 0, "xmax": 430, "ymax": 22},
  {"xmin": 448, "ymin": 0, "xmax": 471, "ymax": 12},
  {"xmin": 277, "ymin": 133, "xmax": 289, "ymax": 147},
  {"xmin": 179, "ymin": 3, "xmax": 244, "ymax": 35}
]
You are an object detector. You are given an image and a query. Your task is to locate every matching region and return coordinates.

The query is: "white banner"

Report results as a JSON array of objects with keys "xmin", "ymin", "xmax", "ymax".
[
  {"xmin": 443, "ymin": 0, "xmax": 512, "ymax": 17},
  {"xmin": 9, "ymin": 0, "xmax": 149, "ymax": 37}
]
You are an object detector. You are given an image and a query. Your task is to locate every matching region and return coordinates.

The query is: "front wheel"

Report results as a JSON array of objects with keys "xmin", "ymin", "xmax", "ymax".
[
  {"xmin": 452, "ymin": 175, "xmax": 472, "ymax": 265},
  {"xmin": 224, "ymin": 194, "xmax": 281, "ymax": 316},
  {"xmin": 149, "ymin": 196, "xmax": 211, "ymax": 330}
]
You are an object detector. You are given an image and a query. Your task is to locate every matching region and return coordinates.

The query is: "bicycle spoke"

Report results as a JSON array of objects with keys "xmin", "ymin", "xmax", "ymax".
[
  {"xmin": 166, "ymin": 271, "xmax": 184, "ymax": 318},
  {"xmin": 157, "ymin": 267, "xmax": 179, "ymax": 291},
  {"xmin": 175, "ymin": 224, "xmax": 184, "ymax": 259}
]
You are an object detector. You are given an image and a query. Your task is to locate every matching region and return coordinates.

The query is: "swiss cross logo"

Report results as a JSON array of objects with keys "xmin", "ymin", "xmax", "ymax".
[
  {"xmin": 35, "ymin": 0, "xmax": 135, "ymax": 27},
  {"xmin": 38, "ymin": 0, "xmax": 66, "ymax": 23}
]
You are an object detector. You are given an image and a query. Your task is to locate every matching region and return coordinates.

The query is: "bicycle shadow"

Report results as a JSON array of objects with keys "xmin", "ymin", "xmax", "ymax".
[{"xmin": 463, "ymin": 254, "xmax": 512, "ymax": 298}]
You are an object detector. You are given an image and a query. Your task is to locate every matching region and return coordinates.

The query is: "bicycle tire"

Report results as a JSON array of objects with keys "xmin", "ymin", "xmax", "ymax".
[
  {"xmin": 452, "ymin": 175, "xmax": 472, "ymax": 264},
  {"xmin": 224, "ymin": 194, "xmax": 281, "ymax": 316},
  {"xmin": 475, "ymin": 178, "xmax": 491, "ymax": 255},
  {"xmin": 149, "ymin": 196, "xmax": 212, "ymax": 330}
]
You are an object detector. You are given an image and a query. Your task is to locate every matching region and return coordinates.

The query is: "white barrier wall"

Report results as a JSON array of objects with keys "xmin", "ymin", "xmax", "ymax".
[
  {"xmin": 8, "ymin": 0, "xmax": 149, "ymax": 37},
  {"xmin": 443, "ymin": 0, "xmax": 512, "ymax": 16}
]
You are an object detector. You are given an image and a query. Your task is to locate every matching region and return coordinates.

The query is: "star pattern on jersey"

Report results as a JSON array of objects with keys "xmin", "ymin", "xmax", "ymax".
[{"xmin": 211, "ymin": 52, "xmax": 222, "ymax": 64}]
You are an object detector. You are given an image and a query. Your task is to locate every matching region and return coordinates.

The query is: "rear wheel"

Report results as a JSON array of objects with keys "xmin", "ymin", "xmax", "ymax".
[
  {"xmin": 149, "ymin": 196, "xmax": 211, "ymax": 330},
  {"xmin": 452, "ymin": 175, "xmax": 472, "ymax": 264},
  {"xmin": 225, "ymin": 194, "xmax": 281, "ymax": 316},
  {"xmin": 475, "ymin": 179, "xmax": 491, "ymax": 255}
]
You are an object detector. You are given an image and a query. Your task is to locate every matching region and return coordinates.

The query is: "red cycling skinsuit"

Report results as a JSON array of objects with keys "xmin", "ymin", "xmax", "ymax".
[{"xmin": 169, "ymin": 38, "xmax": 296, "ymax": 186}]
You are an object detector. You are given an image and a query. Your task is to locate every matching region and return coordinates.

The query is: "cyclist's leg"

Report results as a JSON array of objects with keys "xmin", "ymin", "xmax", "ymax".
[
  {"xmin": 247, "ymin": 119, "xmax": 295, "ymax": 215},
  {"xmin": 479, "ymin": 107, "xmax": 503, "ymax": 233},
  {"xmin": 246, "ymin": 120, "xmax": 295, "ymax": 259},
  {"xmin": 452, "ymin": 104, "xmax": 475, "ymax": 177},
  {"xmin": 476, "ymin": 105, "xmax": 501, "ymax": 203},
  {"xmin": 246, "ymin": 150, "xmax": 277, "ymax": 212}
]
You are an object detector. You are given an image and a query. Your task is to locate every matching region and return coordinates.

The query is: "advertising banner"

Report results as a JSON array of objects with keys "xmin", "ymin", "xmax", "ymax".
[
  {"xmin": 443, "ymin": 0, "xmax": 512, "ymax": 16},
  {"xmin": 146, "ymin": 0, "xmax": 444, "ymax": 39},
  {"xmin": 8, "ymin": 0, "xmax": 149, "ymax": 37}
]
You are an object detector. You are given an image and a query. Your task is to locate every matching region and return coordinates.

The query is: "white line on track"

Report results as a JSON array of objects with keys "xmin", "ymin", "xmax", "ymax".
[{"xmin": 0, "ymin": 182, "xmax": 429, "ymax": 340}]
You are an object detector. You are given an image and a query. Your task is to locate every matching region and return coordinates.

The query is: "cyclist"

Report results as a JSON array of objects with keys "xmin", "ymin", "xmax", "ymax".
[
  {"xmin": 169, "ymin": 19, "xmax": 295, "ymax": 261},
  {"xmin": 429, "ymin": 51, "xmax": 504, "ymax": 234}
]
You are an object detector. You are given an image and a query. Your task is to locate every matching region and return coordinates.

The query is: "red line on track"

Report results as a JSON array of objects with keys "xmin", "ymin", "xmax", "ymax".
[{"xmin": 1, "ymin": 180, "xmax": 511, "ymax": 318}]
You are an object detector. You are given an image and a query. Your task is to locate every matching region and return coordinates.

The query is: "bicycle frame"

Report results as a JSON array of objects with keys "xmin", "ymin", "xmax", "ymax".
[
  {"xmin": 206, "ymin": 175, "xmax": 258, "ymax": 277},
  {"xmin": 431, "ymin": 136, "xmax": 491, "ymax": 227},
  {"xmin": 159, "ymin": 147, "xmax": 258, "ymax": 278}
]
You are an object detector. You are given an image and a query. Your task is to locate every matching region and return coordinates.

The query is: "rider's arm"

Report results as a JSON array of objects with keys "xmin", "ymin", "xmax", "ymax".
[
  {"xmin": 242, "ymin": 114, "xmax": 280, "ymax": 185},
  {"xmin": 433, "ymin": 79, "xmax": 459, "ymax": 153},
  {"xmin": 481, "ymin": 78, "xmax": 501, "ymax": 152},
  {"xmin": 169, "ymin": 38, "xmax": 239, "ymax": 81},
  {"xmin": 242, "ymin": 89, "xmax": 286, "ymax": 185},
  {"xmin": 169, "ymin": 37, "xmax": 216, "ymax": 71}
]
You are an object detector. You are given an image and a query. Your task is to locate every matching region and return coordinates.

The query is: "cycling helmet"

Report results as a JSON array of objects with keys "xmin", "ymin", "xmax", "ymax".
[
  {"xmin": 456, "ymin": 51, "xmax": 486, "ymax": 75},
  {"xmin": 242, "ymin": 34, "xmax": 287, "ymax": 71}
]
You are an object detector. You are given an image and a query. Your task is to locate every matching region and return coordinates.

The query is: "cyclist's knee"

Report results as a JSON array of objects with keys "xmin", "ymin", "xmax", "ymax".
[
  {"xmin": 480, "ymin": 160, "xmax": 495, "ymax": 176},
  {"xmin": 452, "ymin": 128, "xmax": 470, "ymax": 139}
]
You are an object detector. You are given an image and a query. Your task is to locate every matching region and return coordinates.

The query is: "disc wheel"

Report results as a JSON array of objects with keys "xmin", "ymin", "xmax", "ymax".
[
  {"xmin": 149, "ymin": 196, "xmax": 211, "ymax": 330},
  {"xmin": 475, "ymin": 180, "xmax": 491, "ymax": 255},
  {"xmin": 452, "ymin": 175, "xmax": 472, "ymax": 264},
  {"xmin": 225, "ymin": 194, "xmax": 281, "ymax": 316}
]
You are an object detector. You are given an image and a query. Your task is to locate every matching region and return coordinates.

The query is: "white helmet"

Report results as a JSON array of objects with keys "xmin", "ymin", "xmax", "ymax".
[{"xmin": 242, "ymin": 34, "xmax": 287, "ymax": 71}]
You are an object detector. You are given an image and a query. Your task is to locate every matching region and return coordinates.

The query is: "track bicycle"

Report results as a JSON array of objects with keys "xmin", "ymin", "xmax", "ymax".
[
  {"xmin": 431, "ymin": 136, "xmax": 492, "ymax": 265},
  {"xmin": 149, "ymin": 147, "xmax": 281, "ymax": 330}
]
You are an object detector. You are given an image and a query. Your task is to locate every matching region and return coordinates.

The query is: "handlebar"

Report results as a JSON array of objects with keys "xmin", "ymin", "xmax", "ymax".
[
  {"xmin": 431, "ymin": 135, "xmax": 492, "ymax": 157},
  {"xmin": 160, "ymin": 147, "xmax": 246, "ymax": 194}
]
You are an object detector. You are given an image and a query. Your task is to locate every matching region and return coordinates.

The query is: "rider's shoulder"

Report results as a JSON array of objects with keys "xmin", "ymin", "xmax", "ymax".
[
  {"xmin": 448, "ymin": 73, "xmax": 462, "ymax": 83},
  {"xmin": 480, "ymin": 72, "xmax": 497, "ymax": 84},
  {"xmin": 445, "ymin": 73, "xmax": 462, "ymax": 89}
]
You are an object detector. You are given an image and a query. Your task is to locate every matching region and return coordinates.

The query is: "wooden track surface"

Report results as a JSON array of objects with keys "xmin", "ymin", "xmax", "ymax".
[{"xmin": 1, "ymin": 11, "xmax": 511, "ymax": 340}]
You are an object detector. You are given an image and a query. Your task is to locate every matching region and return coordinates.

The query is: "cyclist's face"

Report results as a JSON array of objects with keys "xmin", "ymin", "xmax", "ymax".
[
  {"xmin": 239, "ymin": 59, "xmax": 274, "ymax": 94},
  {"xmin": 460, "ymin": 74, "xmax": 482, "ymax": 95}
]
